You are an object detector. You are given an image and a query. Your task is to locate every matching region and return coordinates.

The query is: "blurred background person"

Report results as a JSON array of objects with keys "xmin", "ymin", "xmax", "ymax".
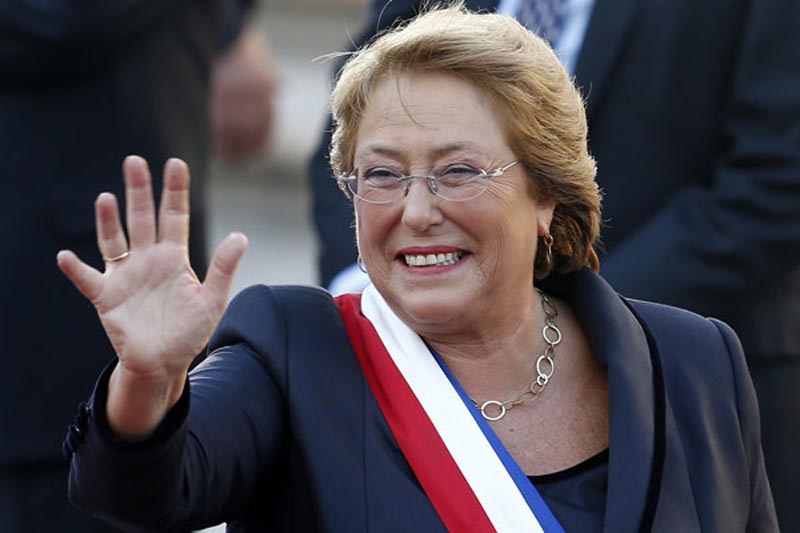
[
  {"xmin": 308, "ymin": 0, "xmax": 800, "ymax": 529},
  {"xmin": 0, "ymin": 1, "xmax": 277, "ymax": 530}
]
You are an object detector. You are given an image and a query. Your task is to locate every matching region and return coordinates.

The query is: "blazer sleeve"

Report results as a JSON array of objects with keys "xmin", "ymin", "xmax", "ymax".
[
  {"xmin": 711, "ymin": 318, "xmax": 778, "ymax": 531},
  {"xmin": 66, "ymin": 285, "xmax": 292, "ymax": 532},
  {"xmin": 600, "ymin": 0, "xmax": 800, "ymax": 317}
]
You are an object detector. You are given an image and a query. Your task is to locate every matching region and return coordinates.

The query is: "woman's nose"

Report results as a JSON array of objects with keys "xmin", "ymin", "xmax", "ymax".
[{"xmin": 401, "ymin": 179, "xmax": 444, "ymax": 231}]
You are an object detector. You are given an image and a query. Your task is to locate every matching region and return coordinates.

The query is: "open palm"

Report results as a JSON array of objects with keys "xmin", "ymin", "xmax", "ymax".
[{"xmin": 57, "ymin": 156, "xmax": 248, "ymax": 388}]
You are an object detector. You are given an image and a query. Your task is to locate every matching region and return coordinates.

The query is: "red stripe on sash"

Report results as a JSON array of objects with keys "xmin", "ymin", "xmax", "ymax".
[{"xmin": 336, "ymin": 293, "xmax": 495, "ymax": 532}]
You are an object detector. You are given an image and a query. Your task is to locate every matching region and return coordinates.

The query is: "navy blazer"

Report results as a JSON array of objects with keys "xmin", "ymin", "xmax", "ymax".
[
  {"xmin": 309, "ymin": 0, "xmax": 800, "ymax": 357},
  {"xmin": 66, "ymin": 269, "xmax": 776, "ymax": 531}
]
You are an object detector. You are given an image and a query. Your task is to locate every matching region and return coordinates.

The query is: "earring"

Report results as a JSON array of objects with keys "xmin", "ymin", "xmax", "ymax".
[
  {"xmin": 543, "ymin": 232, "xmax": 554, "ymax": 273},
  {"xmin": 357, "ymin": 255, "xmax": 368, "ymax": 273},
  {"xmin": 535, "ymin": 232, "xmax": 554, "ymax": 280}
]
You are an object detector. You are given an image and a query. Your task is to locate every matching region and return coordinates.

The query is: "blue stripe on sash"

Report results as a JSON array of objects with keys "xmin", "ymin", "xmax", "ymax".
[{"xmin": 428, "ymin": 346, "xmax": 565, "ymax": 533}]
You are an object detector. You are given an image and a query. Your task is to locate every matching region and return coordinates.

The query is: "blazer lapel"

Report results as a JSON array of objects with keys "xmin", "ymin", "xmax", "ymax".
[
  {"xmin": 649, "ymin": 403, "xmax": 702, "ymax": 532},
  {"xmin": 541, "ymin": 269, "xmax": 665, "ymax": 531},
  {"xmin": 573, "ymin": 0, "xmax": 642, "ymax": 120}
]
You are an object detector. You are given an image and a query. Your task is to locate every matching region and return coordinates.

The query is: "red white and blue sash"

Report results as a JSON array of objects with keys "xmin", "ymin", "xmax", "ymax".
[{"xmin": 336, "ymin": 285, "xmax": 564, "ymax": 533}]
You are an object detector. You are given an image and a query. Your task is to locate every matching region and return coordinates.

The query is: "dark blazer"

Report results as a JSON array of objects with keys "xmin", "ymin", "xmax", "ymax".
[
  {"xmin": 0, "ymin": 1, "xmax": 226, "ymax": 463},
  {"xmin": 65, "ymin": 269, "xmax": 777, "ymax": 532},
  {"xmin": 309, "ymin": 0, "xmax": 800, "ymax": 358}
]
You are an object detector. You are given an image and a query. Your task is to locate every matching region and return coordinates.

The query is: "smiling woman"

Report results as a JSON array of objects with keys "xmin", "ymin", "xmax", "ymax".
[
  {"xmin": 61, "ymin": 2, "xmax": 776, "ymax": 532},
  {"xmin": 349, "ymin": 71, "xmax": 557, "ymax": 337},
  {"xmin": 330, "ymin": 7, "xmax": 601, "ymax": 282}
]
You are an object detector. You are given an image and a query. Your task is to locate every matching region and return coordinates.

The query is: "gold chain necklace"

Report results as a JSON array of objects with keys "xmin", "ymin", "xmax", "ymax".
[{"xmin": 472, "ymin": 290, "xmax": 562, "ymax": 422}]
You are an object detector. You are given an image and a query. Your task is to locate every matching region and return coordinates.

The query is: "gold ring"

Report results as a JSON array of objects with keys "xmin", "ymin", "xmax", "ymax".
[{"xmin": 103, "ymin": 251, "xmax": 130, "ymax": 263}]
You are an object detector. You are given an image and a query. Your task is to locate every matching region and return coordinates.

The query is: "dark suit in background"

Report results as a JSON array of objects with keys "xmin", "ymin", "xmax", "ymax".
[
  {"xmin": 308, "ymin": 0, "xmax": 800, "ymax": 529},
  {"xmin": 0, "ymin": 2, "xmax": 245, "ymax": 530}
]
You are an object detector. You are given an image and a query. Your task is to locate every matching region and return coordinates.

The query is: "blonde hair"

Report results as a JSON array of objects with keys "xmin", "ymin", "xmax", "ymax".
[{"xmin": 330, "ymin": 1, "xmax": 601, "ymax": 277}]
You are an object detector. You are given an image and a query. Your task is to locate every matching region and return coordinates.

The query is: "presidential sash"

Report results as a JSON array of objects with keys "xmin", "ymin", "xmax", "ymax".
[{"xmin": 336, "ymin": 285, "xmax": 563, "ymax": 533}]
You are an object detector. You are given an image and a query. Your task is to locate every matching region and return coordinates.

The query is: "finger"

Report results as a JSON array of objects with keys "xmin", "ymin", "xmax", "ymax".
[
  {"xmin": 158, "ymin": 158, "xmax": 191, "ymax": 246},
  {"xmin": 238, "ymin": 108, "xmax": 271, "ymax": 161},
  {"xmin": 57, "ymin": 250, "xmax": 104, "ymax": 302},
  {"xmin": 211, "ymin": 121, "xmax": 226, "ymax": 160},
  {"xmin": 211, "ymin": 92, "xmax": 271, "ymax": 163},
  {"xmin": 202, "ymin": 233, "xmax": 249, "ymax": 305},
  {"xmin": 123, "ymin": 155, "xmax": 157, "ymax": 249},
  {"xmin": 95, "ymin": 192, "xmax": 129, "ymax": 263},
  {"xmin": 212, "ymin": 108, "xmax": 246, "ymax": 163},
  {"xmin": 220, "ymin": 112, "xmax": 269, "ymax": 163}
]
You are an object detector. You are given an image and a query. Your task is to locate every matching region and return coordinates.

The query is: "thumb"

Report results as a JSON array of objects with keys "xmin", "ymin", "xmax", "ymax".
[
  {"xmin": 203, "ymin": 233, "xmax": 249, "ymax": 304},
  {"xmin": 57, "ymin": 250, "xmax": 104, "ymax": 303}
]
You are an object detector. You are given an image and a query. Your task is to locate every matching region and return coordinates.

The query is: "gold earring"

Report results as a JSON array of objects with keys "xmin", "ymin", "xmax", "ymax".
[
  {"xmin": 535, "ymin": 232, "xmax": 554, "ymax": 280},
  {"xmin": 543, "ymin": 233, "xmax": 554, "ymax": 273}
]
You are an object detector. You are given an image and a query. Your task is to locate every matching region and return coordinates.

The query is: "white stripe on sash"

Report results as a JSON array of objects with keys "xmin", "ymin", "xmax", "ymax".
[{"xmin": 361, "ymin": 284, "xmax": 545, "ymax": 532}]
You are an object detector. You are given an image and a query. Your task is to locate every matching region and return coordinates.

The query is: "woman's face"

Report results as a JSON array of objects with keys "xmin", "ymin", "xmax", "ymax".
[{"xmin": 353, "ymin": 72, "xmax": 554, "ymax": 337}]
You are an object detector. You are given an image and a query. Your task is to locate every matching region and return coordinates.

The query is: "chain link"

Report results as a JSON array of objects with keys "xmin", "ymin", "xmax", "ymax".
[{"xmin": 474, "ymin": 289, "xmax": 561, "ymax": 422}]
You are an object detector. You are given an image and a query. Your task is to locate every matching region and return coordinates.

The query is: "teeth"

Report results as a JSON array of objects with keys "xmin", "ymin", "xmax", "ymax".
[{"xmin": 404, "ymin": 251, "xmax": 465, "ymax": 267}]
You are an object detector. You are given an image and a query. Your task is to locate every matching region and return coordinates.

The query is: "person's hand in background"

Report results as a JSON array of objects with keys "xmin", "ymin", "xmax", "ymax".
[{"xmin": 211, "ymin": 25, "xmax": 280, "ymax": 164}]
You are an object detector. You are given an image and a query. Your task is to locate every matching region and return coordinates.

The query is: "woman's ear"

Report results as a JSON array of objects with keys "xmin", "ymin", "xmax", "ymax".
[{"xmin": 536, "ymin": 200, "xmax": 556, "ymax": 236}]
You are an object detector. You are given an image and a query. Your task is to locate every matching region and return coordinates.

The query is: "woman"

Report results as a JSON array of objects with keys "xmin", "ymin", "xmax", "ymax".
[{"xmin": 59, "ymin": 4, "xmax": 776, "ymax": 532}]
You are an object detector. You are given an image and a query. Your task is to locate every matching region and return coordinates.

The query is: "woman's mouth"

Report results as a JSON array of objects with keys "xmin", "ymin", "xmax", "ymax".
[{"xmin": 403, "ymin": 251, "xmax": 466, "ymax": 267}]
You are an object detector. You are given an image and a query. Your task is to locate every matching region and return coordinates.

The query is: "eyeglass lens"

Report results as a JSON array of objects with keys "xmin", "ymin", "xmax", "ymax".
[{"xmin": 349, "ymin": 168, "xmax": 490, "ymax": 203}]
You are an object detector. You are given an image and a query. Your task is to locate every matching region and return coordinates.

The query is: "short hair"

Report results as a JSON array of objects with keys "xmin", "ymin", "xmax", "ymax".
[{"xmin": 330, "ymin": 1, "xmax": 601, "ymax": 277}]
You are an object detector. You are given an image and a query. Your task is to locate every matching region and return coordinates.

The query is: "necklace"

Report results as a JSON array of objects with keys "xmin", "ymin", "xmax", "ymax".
[{"xmin": 472, "ymin": 289, "xmax": 562, "ymax": 422}]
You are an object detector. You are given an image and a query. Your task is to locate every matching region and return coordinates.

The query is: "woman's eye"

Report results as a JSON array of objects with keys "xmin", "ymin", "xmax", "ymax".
[
  {"xmin": 364, "ymin": 168, "xmax": 400, "ymax": 180},
  {"xmin": 441, "ymin": 165, "xmax": 480, "ymax": 178}
]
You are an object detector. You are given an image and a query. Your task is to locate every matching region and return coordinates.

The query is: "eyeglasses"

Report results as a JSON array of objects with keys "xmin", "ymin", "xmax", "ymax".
[{"xmin": 337, "ymin": 160, "xmax": 520, "ymax": 204}]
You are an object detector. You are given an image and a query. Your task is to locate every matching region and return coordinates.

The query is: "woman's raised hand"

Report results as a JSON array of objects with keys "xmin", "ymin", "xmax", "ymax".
[{"xmin": 57, "ymin": 156, "xmax": 248, "ymax": 439}]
